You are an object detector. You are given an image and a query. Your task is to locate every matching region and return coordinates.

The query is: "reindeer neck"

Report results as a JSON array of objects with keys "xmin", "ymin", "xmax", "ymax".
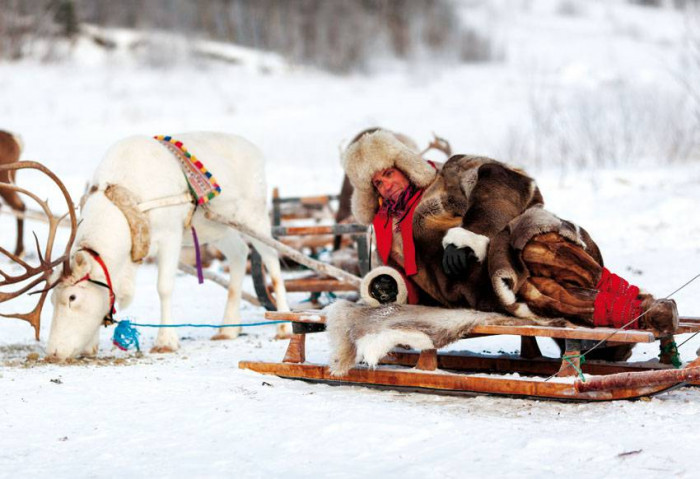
[{"xmin": 76, "ymin": 192, "xmax": 135, "ymax": 299}]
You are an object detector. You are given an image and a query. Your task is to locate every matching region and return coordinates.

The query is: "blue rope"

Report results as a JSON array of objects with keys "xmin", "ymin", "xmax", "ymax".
[{"xmin": 112, "ymin": 319, "xmax": 290, "ymax": 352}]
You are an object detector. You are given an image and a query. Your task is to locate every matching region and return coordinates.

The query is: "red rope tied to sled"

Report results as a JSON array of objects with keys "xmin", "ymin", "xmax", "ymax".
[{"xmin": 593, "ymin": 268, "xmax": 642, "ymax": 329}]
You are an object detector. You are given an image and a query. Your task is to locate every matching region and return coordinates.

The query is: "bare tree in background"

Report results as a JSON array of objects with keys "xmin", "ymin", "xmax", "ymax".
[{"xmin": 0, "ymin": 0, "xmax": 500, "ymax": 72}]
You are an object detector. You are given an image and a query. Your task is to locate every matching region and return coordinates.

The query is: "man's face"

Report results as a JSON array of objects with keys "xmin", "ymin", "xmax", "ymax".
[{"xmin": 371, "ymin": 167, "xmax": 410, "ymax": 202}]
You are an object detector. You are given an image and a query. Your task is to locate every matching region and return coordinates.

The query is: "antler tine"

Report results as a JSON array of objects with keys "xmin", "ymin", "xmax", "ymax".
[
  {"xmin": 0, "ymin": 161, "xmax": 78, "ymax": 337},
  {"xmin": 0, "ymin": 281, "xmax": 50, "ymax": 340},
  {"xmin": 0, "ymin": 244, "xmax": 31, "ymax": 271},
  {"xmin": 0, "ymin": 185, "xmax": 66, "ymax": 284},
  {"xmin": 418, "ymin": 132, "xmax": 453, "ymax": 159},
  {"xmin": 32, "ymin": 231, "xmax": 45, "ymax": 264},
  {"xmin": 0, "ymin": 275, "xmax": 46, "ymax": 302}
]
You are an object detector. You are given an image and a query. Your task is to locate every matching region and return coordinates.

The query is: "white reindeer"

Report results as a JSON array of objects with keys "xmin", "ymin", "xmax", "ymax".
[{"xmin": 46, "ymin": 132, "xmax": 290, "ymax": 360}]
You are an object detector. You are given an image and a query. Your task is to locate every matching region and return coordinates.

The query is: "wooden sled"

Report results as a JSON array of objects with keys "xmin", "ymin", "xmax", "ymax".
[{"xmin": 239, "ymin": 311, "xmax": 700, "ymax": 401}]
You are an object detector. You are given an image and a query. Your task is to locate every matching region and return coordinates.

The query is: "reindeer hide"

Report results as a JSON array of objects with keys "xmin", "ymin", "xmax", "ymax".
[{"xmin": 325, "ymin": 299, "xmax": 569, "ymax": 376}]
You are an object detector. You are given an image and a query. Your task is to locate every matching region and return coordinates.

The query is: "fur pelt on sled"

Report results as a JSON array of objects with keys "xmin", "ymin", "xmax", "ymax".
[{"xmin": 325, "ymin": 299, "xmax": 570, "ymax": 376}]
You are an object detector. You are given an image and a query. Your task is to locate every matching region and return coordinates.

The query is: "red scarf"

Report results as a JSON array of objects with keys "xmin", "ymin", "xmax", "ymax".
[{"xmin": 373, "ymin": 186, "xmax": 424, "ymax": 276}]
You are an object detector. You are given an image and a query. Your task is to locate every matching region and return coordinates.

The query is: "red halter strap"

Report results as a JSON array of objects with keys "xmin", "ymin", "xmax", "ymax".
[{"xmin": 75, "ymin": 248, "xmax": 117, "ymax": 326}]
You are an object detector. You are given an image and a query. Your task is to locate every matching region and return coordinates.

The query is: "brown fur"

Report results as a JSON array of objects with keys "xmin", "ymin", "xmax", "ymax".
[
  {"xmin": 0, "ymin": 130, "xmax": 26, "ymax": 256},
  {"xmin": 379, "ymin": 156, "xmax": 546, "ymax": 312}
]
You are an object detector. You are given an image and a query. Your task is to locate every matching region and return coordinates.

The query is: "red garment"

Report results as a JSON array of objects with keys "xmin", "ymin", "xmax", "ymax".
[
  {"xmin": 373, "ymin": 187, "xmax": 424, "ymax": 276},
  {"xmin": 593, "ymin": 268, "xmax": 642, "ymax": 328}
]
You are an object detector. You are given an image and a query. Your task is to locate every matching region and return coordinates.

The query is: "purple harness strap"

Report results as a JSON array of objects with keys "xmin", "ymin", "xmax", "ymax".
[{"xmin": 191, "ymin": 226, "xmax": 204, "ymax": 284}]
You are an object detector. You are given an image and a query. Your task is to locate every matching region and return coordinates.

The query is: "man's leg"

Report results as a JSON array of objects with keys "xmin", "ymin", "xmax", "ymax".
[{"xmin": 519, "ymin": 232, "xmax": 678, "ymax": 334}]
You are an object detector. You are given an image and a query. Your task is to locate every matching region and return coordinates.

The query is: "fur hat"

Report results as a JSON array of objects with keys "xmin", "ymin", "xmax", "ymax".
[{"xmin": 341, "ymin": 130, "xmax": 437, "ymax": 224}]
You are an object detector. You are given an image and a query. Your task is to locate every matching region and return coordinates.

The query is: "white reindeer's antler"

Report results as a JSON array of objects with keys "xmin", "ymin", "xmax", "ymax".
[{"xmin": 0, "ymin": 162, "xmax": 78, "ymax": 338}]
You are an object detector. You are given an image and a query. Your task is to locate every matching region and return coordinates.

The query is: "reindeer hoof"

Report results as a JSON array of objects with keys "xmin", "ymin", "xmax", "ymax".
[
  {"xmin": 275, "ymin": 323, "xmax": 292, "ymax": 340},
  {"xmin": 150, "ymin": 345, "xmax": 177, "ymax": 354},
  {"xmin": 211, "ymin": 332, "xmax": 239, "ymax": 341},
  {"xmin": 44, "ymin": 354, "xmax": 65, "ymax": 364}
]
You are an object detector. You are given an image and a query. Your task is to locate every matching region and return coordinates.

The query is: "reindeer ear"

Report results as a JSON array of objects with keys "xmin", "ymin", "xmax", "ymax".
[{"xmin": 70, "ymin": 251, "xmax": 93, "ymax": 280}]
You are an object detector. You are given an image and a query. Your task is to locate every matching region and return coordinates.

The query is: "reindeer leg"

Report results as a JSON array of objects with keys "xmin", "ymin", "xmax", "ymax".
[
  {"xmin": 249, "ymin": 238, "xmax": 291, "ymax": 339},
  {"xmin": 15, "ymin": 213, "xmax": 24, "ymax": 258},
  {"xmin": 7, "ymin": 196, "xmax": 25, "ymax": 258},
  {"xmin": 151, "ymin": 235, "xmax": 182, "ymax": 353},
  {"xmin": 211, "ymin": 231, "xmax": 248, "ymax": 340}
]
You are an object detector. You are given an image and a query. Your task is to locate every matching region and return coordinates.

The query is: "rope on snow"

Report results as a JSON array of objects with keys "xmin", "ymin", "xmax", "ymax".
[{"xmin": 112, "ymin": 319, "xmax": 290, "ymax": 352}]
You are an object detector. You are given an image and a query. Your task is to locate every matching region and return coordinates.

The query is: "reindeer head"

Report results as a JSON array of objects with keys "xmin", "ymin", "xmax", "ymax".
[{"xmin": 46, "ymin": 250, "xmax": 115, "ymax": 361}]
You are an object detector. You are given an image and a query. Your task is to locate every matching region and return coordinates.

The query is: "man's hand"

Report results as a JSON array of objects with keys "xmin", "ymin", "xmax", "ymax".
[
  {"xmin": 441, "ymin": 227, "xmax": 490, "ymax": 276},
  {"xmin": 442, "ymin": 244, "xmax": 478, "ymax": 276}
]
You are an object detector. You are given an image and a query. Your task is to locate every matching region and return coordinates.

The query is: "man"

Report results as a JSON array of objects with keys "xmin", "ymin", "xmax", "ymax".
[{"xmin": 342, "ymin": 129, "xmax": 678, "ymax": 335}]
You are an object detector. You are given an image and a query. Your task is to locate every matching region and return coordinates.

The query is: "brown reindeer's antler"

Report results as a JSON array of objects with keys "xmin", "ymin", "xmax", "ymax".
[
  {"xmin": 0, "ymin": 161, "xmax": 77, "ymax": 339},
  {"xmin": 419, "ymin": 132, "xmax": 452, "ymax": 159}
]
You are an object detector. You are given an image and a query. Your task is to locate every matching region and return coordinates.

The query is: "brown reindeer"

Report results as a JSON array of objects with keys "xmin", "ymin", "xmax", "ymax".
[{"xmin": 0, "ymin": 131, "xmax": 26, "ymax": 257}]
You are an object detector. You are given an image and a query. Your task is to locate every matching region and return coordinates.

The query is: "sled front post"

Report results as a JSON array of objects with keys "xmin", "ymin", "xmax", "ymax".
[
  {"xmin": 520, "ymin": 337, "xmax": 542, "ymax": 359},
  {"xmin": 283, "ymin": 334, "xmax": 306, "ymax": 363},
  {"xmin": 658, "ymin": 335, "xmax": 676, "ymax": 365},
  {"xmin": 415, "ymin": 349, "xmax": 438, "ymax": 371},
  {"xmin": 557, "ymin": 339, "xmax": 582, "ymax": 378}
]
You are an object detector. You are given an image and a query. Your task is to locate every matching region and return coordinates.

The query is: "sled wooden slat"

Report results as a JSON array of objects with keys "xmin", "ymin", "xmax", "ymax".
[
  {"xmin": 677, "ymin": 318, "xmax": 700, "ymax": 334},
  {"xmin": 283, "ymin": 278, "xmax": 358, "ymax": 293},
  {"xmin": 380, "ymin": 350, "xmax": 676, "ymax": 376},
  {"xmin": 266, "ymin": 311, "xmax": 326, "ymax": 323},
  {"xmin": 466, "ymin": 324, "xmax": 654, "ymax": 343},
  {"xmin": 272, "ymin": 224, "xmax": 367, "ymax": 237},
  {"xmin": 264, "ymin": 311, "xmax": 656, "ymax": 343},
  {"xmin": 273, "ymin": 194, "xmax": 337, "ymax": 205},
  {"xmin": 238, "ymin": 361, "xmax": 676, "ymax": 401}
]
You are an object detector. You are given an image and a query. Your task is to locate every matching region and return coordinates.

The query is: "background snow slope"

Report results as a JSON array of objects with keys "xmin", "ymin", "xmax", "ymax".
[{"xmin": 1, "ymin": 2, "xmax": 700, "ymax": 478}]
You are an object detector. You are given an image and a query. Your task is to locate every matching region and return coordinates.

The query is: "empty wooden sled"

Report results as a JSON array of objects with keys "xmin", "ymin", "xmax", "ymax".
[{"xmin": 239, "ymin": 311, "xmax": 700, "ymax": 401}]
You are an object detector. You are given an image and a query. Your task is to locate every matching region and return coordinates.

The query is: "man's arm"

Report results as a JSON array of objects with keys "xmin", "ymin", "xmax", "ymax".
[{"xmin": 441, "ymin": 159, "xmax": 543, "ymax": 275}]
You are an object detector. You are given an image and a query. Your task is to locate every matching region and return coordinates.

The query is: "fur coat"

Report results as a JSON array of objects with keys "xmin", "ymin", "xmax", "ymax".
[{"xmin": 342, "ymin": 130, "xmax": 603, "ymax": 318}]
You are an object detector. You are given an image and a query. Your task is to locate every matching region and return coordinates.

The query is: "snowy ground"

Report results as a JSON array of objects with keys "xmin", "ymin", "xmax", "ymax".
[{"xmin": 2, "ymin": 2, "xmax": 700, "ymax": 478}]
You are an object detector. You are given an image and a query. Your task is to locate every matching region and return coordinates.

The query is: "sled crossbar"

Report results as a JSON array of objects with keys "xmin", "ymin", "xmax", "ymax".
[{"xmin": 263, "ymin": 311, "xmax": 656, "ymax": 343}]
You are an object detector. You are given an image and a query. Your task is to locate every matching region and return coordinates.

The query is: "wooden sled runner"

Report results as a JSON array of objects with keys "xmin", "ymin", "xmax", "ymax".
[{"xmin": 240, "ymin": 311, "xmax": 700, "ymax": 401}]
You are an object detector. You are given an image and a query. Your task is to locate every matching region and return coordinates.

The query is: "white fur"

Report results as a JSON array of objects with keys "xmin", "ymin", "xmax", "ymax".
[
  {"xmin": 360, "ymin": 266, "xmax": 408, "ymax": 307},
  {"xmin": 493, "ymin": 272, "xmax": 516, "ymax": 305},
  {"xmin": 355, "ymin": 330, "xmax": 434, "ymax": 368},
  {"xmin": 47, "ymin": 132, "xmax": 289, "ymax": 360},
  {"xmin": 442, "ymin": 227, "xmax": 490, "ymax": 262},
  {"xmin": 512, "ymin": 302, "xmax": 535, "ymax": 318}
]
